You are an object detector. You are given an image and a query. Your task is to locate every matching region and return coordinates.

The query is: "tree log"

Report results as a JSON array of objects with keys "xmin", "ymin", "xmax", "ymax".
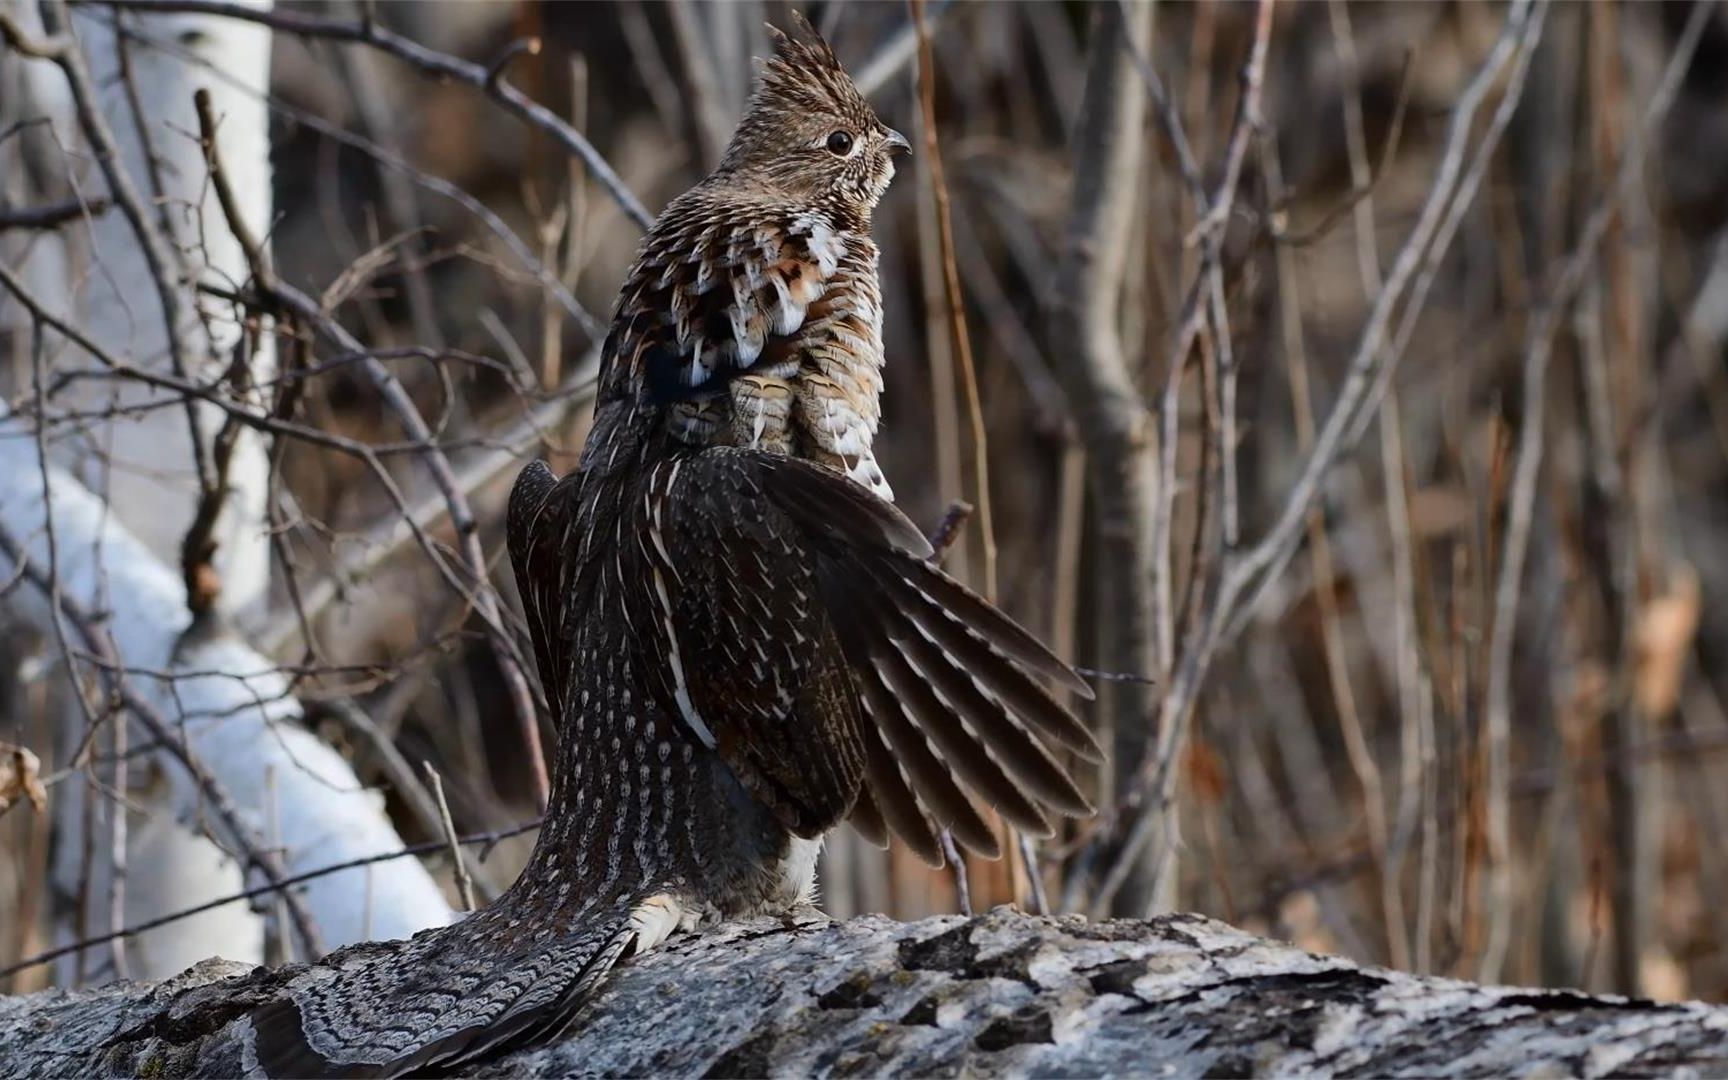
[{"xmin": 3, "ymin": 908, "xmax": 1725, "ymax": 1077}]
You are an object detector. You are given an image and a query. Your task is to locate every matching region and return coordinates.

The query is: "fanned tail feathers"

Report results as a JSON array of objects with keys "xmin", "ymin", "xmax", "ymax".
[
  {"xmin": 748, "ymin": 450, "xmax": 1100, "ymax": 868},
  {"xmin": 244, "ymin": 906, "xmax": 636, "ymax": 1078},
  {"xmin": 380, "ymin": 924, "xmax": 634, "ymax": 1076}
]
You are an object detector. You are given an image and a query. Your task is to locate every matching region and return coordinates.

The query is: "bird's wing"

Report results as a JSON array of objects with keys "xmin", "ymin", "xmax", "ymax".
[
  {"xmin": 612, "ymin": 207, "xmax": 844, "ymax": 404},
  {"xmin": 509, "ymin": 460, "xmax": 578, "ymax": 724},
  {"xmin": 516, "ymin": 446, "xmax": 1102, "ymax": 866},
  {"xmin": 640, "ymin": 450, "xmax": 867, "ymax": 837},
  {"xmin": 737, "ymin": 450, "xmax": 1103, "ymax": 867}
]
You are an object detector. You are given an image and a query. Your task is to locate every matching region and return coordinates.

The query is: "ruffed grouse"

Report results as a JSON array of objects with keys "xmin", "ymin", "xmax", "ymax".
[
  {"xmin": 238, "ymin": 23, "xmax": 1098, "ymax": 1077},
  {"xmin": 628, "ymin": 24, "xmax": 903, "ymax": 499}
]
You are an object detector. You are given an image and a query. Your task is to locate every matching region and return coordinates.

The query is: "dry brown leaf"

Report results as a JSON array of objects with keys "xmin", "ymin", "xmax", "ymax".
[
  {"xmin": 1278, "ymin": 891, "xmax": 1339, "ymax": 958},
  {"xmin": 1407, "ymin": 485, "xmax": 1474, "ymax": 540},
  {"xmin": 1635, "ymin": 564, "xmax": 1701, "ymax": 721},
  {"xmin": 1641, "ymin": 948, "xmax": 1690, "ymax": 1004},
  {"xmin": 0, "ymin": 741, "xmax": 47, "ymax": 817},
  {"xmin": 1185, "ymin": 735, "xmax": 1227, "ymax": 805}
]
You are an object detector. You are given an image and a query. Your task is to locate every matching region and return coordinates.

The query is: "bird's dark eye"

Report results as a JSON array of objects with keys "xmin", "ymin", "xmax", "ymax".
[{"xmin": 825, "ymin": 130, "xmax": 854, "ymax": 156}]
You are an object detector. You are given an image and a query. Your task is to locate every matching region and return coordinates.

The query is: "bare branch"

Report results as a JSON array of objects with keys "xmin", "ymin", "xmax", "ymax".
[
  {"xmin": 1044, "ymin": 0, "xmax": 1155, "ymax": 915},
  {"xmin": 72, "ymin": 0, "xmax": 653, "ymax": 229},
  {"xmin": 0, "ymin": 821, "xmax": 537, "ymax": 982},
  {"xmin": 0, "ymin": 195, "xmax": 112, "ymax": 230},
  {"xmin": 421, "ymin": 762, "xmax": 476, "ymax": 913},
  {"xmin": 1479, "ymin": 0, "xmax": 1714, "ymax": 983},
  {"xmin": 1105, "ymin": 0, "xmax": 1551, "ymax": 910},
  {"xmin": 911, "ymin": 0, "xmax": 996, "ymax": 601},
  {"xmin": 0, "ymin": 518, "xmax": 325, "ymax": 961}
]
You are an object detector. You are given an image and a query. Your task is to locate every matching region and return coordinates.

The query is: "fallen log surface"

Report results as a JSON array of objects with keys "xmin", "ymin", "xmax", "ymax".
[{"xmin": 3, "ymin": 908, "xmax": 1725, "ymax": 1077}]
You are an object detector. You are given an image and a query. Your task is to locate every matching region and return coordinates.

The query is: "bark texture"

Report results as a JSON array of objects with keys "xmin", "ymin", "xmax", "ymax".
[{"xmin": 3, "ymin": 908, "xmax": 1725, "ymax": 1078}]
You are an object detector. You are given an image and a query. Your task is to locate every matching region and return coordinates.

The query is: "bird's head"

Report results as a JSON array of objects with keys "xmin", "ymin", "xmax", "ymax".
[{"xmin": 718, "ymin": 20, "xmax": 909, "ymax": 217}]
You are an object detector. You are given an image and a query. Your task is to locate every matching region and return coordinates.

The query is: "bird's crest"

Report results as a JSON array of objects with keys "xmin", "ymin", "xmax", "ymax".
[{"xmin": 752, "ymin": 15, "xmax": 873, "ymax": 130}]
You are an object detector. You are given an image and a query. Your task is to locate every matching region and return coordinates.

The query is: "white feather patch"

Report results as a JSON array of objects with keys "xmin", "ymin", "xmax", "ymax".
[
  {"xmin": 777, "ymin": 836, "xmax": 824, "ymax": 906},
  {"xmin": 794, "ymin": 212, "xmax": 845, "ymax": 277},
  {"xmin": 650, "ymin": 560, "xmax": 716, "ymax": 750},
  {"xmin": 769, "ymin": 274, "xmax": 808, "ymax": 336}
]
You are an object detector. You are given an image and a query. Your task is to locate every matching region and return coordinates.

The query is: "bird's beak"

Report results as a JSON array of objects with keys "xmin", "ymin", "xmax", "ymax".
[{"xmin": 883, "ymin": 128, "xmax": 911, "ymax": 156}]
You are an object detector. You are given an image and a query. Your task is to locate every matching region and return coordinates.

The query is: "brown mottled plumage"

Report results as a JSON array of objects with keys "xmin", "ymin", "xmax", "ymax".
[
  {"xmin": 237, "ymin": 24, "xmax": 1097, "ymax": 1078},
  {"xmin": 614, "ymin": 24, "xmax": 906, "ymax": 498}
]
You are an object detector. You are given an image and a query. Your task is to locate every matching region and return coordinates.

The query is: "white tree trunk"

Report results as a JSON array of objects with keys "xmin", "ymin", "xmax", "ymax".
[
  {"xmin": 0, "ymin": 414, "xmax": 455, "ymax": 980},
  {"xmin": 0, "ymin": 0, "xmax": 308, "ymax": 980},
  {"xmin": 5, "ymin": 0, "xmax": 276, "ymax": 616}
]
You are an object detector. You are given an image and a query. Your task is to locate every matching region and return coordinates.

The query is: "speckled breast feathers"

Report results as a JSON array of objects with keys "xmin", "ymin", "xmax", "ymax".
[{"xmin": 599, "ymin": 23, "xmax": 905, "ymax": 499}]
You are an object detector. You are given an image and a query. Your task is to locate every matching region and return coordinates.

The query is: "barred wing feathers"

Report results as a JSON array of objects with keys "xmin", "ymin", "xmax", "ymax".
[
  {"xmin": 640, "ymin": 453, "xmax": 867, "ymax": 838},
  {"xmin": 508, "ymin": 459, "xmax": 571, "ymax": 724},
  {"xmin": 656, "ymin": 450, "xmax": 1098, "ymax": 867}
]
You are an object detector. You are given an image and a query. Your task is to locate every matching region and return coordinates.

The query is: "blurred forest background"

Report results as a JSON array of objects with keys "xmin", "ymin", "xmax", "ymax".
[{"xmin": 4, "ymin": 0, "xmax": 1728, "ymax": 1011}]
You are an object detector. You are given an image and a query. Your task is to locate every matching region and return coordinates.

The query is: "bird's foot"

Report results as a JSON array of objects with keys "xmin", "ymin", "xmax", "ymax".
[{"xmin": 628, "ymin": 893, "xmax": 699, "ymax": 954}]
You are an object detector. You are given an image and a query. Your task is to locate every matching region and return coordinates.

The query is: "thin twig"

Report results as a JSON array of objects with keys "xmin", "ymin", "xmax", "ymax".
[
  {"xmin": 911, "ymin": 0, "xmax": 996, "ymax": 603},
  {"xmin": 72, "ymin": 0, "xmax": 653, "ymax": 229},
  {"xmin": 484, "ymin": 35, "xmax": 540, "ymax": 93},
  {"xmin": 309, "ymin": 699, "xmax": 446, "ymax": 855},
  {"xmin": 0, "ymin": 819, "xmax": 539, "ymax": 981},
  {"xmin": 25, "ymin": 316, "xmax": 117, "ymax": 985},
  {"xmin": 1583, "ymin": 0, "xmax": 1650, "ymax": 998},
  {"xmin": 1325, "ymin": 0, "xmax": 1414, "ymax": 972},
  {"xmin": 102, "ymin": 13, "xmax": 601, "ymax": 339},
  {"xmin": 8, "ymin": 0, "xmax": 214, "ymax": 499},
  {"xmin": 0, "ymin": 195, "xmax": 112, "ymax": 230},
  {"xmin": 1478, "ymin": 0, "xmax": 1712, "ymax": 983},
  {"xmin": 0, "ymin": 519, "xmax": 325, "ymax": 961},
  {"xmin": 1045, "ymin": 0, "xmax": 1155, "ymax": 915},
  {"xmin": 3, "ymin": 175, "xmax": 548, "ymax": 814},
  {"xmin": 1260, "ymin": 122, "xmax": 1391, "ymax": 954},
  {"xmin": 1117, "ymin": 0, "xmax": 1203, "ymax": 204},
  {"xmin": 922, "ymin": 496, "xmax": 995, "ymax": 912},
  {"xmin": 1098, "ymin": 0, "xmax": 1550, "ymax": 914},
  {"xmin": 1274, "ymin": 49, "xmax": 1414, "ymax": 249},
  {"xmin": 234, "ymin": 260, "xmax": 551, "ymax": 810},
  {"xmin": 177, "ymin": 88, "xmax": 270, "ymax": 617},
  {"xmin": 10, "ymin": 1, "xmax": 190, "ymax": 391},
  {"xmin": 0, "ymin": 262, "xmax": 529, "ymax": 643},
  {"xmin": 257, "ymin": 365, "xmax": 598, "ymax": 658},
  {"xmin": 422, "ymin": 762, "xmax": 476, "ymax": 912},
  {"xmin": 1092, "ymin": 0, "xmax": 1276, "ymax": 917}
]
